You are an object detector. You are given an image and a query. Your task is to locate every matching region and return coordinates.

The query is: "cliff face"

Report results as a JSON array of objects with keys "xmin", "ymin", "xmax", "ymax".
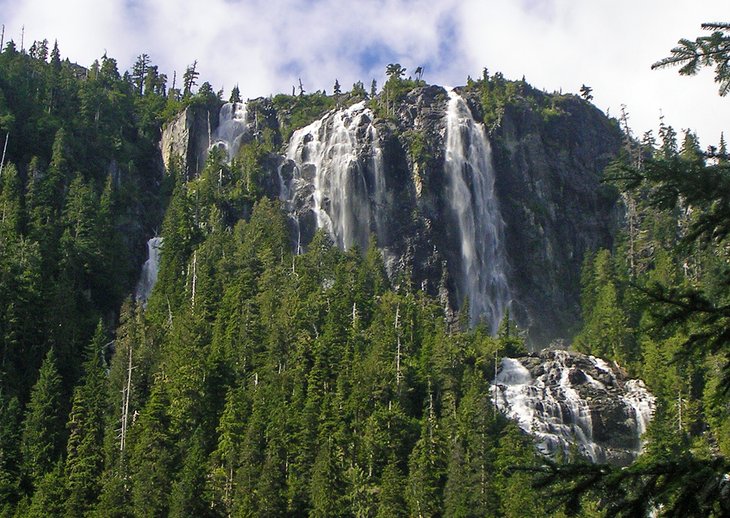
[
  {"xmin": 160, "ymin": 104, "xmax": 217, "ymax": 179},
  {"xmin": 161, "ymin": 85, "xmax": 623, "ymax": 344},
  {"xmin": 490, "ymin": 96, "xmax": 622, "ymax": 342}
]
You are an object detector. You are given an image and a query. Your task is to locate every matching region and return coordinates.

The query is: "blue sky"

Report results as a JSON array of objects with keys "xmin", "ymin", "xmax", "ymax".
[{"xmin": 2, "ymin": 0, "xmax": 728, "ymax": 145}]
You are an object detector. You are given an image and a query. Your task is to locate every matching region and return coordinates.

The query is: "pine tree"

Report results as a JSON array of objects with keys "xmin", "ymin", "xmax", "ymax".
[
  {"xmin": 130, "ymin": 387, "xmax": 174, "ymax": 517},
  {"xmin": 27, "ymin": 461, "xmax": 66, "ymax": 518},
  {"xmin": 406, "ymin": 399, "xmax": 446, "ymax": 518},
  {"xmin": 182, "ymin": 61, "xmax": 199, "ymax": 97},
  {"xmin": 64, "ymin": 322, "xmax": 107, "ymax": 517},
  {"xmin": 229, "ymin": 84, "xmax": 241, "ymax": 104},
  {"xmin": 208, "ymin": 382, "xmax": 249, "ymax": 515},
  {"xmin": 310, "ymin": 438, "xmax": 346, "ymax": 517},
  {"xmin": 168, "ymin": 429, "xmax": 210, "ymax": 518},
  {"xmin": 376, "ymin": 461, "xmax": 407, "ymax": 518},
  {"xmin": 131, "ymin": 54, "xmax": 150, "ymax": 95},
  {"xmin": 495, "ymin": 422, "xmax": 545, "ymax": 517},
  {"xmin": 21, "ymin": 348, "xmax": 65, "ymax": 486},
  {"xmin": 0, "ymin": 162, "xmax": 24, "ymax": 240},
  {"xmin": 0, "ymin": 396, "xmax": 21, "ymax": 509}
]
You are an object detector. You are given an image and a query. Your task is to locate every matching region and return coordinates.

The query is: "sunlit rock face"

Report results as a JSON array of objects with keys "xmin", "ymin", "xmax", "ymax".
[
  {"xmin": 491, "ymin": 350, "xmax": 655, "ymax": 465},
  {"xmin": 160, "ymin": 104, "xmax": 217, "ymax": 179}
]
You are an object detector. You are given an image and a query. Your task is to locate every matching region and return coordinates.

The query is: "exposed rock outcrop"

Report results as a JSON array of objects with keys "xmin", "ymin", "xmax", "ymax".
[
  {"xmin": 492, "ymin": 350, "xmax": 655, "ymax": 466},
  {"xmin": 160, "ymin": 104, "xmax": 218, "ymax": 179}
]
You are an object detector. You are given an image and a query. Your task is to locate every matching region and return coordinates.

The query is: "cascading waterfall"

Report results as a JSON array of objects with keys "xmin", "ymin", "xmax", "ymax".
[
  {"xmin": 444, "ymin": 90, "xmax": 511, "ymax": 332},
  {"xmin": 210, "ymin": 101, "xmax": 248, "ymax": 162},
  {"xmin": 135, "ymin": 237, "xmax": 163, "ymax": 304},
  {"xmin": 492, "ymin": 350, "xmax": 656, "ymax": 465},
  {"xmin": 280, "ymin": 102, "xmax": 385, "ymax": 254}
]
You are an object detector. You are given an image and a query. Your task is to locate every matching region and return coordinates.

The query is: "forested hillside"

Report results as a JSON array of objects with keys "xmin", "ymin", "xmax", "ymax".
[{"xmin": 0, "ymin": 24, "xmax": 729, "ymax": 517}]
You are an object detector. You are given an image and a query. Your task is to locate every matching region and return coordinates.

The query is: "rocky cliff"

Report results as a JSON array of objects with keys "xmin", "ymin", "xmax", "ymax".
[
  {"xmin": 160, "ymin": 83, "xmax": 623, "ymax": 344},
  {"xmin": 160, "ymin": 103, "xmax": 218, "ymax": 179}
]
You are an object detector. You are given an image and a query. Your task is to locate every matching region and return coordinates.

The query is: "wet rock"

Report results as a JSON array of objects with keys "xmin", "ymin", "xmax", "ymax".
[{"xmin": 492, "ymin": 349, "xmax": 655, "ymax": 466}]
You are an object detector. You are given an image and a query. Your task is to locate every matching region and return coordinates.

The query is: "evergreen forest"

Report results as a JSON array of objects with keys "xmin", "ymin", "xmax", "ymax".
[{"xmin": 0, "ymin": 23, "xmax": 729, "ymax": 517}]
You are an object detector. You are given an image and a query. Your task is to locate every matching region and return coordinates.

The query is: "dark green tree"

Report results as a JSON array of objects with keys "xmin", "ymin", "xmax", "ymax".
[
  {"xmin": 579, "ymin": 84, "xmax": 593, "ymax": 101},
  {"xmin": 130, "ymin": 387, "xmax": 174, "ymax": 517},
  {"xmin": 169, "ymin": 429, "xmax": 210, "ymax": 518},
  {"xmin": 64, "ymin": 322, "xmax": 107, "ymax": 517},
  {"xmin": 21, "ymin": 348, "xmax": 65, "ymax": 487},
  {"xmin": 0, "ymin": 396, "xmax": 21, "ymax": 509}
]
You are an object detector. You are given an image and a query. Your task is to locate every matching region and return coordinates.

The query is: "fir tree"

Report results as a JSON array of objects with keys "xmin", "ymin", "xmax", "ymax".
[
  {"xmin": 64, "ymin": 322, "xmax": 107, "ymax": 517},
  {"xmin": 21, "ymin": 348, "xmax": 65, "ymax": 486},
  {"xmin": 0, "ymin": 396, "xmax": 21, "ymax": 509}
]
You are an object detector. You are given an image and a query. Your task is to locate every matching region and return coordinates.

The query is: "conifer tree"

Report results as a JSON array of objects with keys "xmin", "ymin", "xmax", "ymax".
[
  {"xmin": 130, "ymin": 386, "xmax": 173, "ymax": 517},
  {"xmin": 376, "ymin": 461, "xmax": 407, "ymax": 518},
  {"xmin": 406, "ymin": 398, "xmax": 446, "ymax": 517},
  {"xmin": 21, "ymin": 348, "xmax": 64, "ymax": 486},
  {"xmin": 64, "ymin": 322, "xmax": 107, "ymax": 517},
  {"xmin": 0, "ymin": 162, "xmax": 24, "ymax": 240},
  {"xmin": 208, "ymin": 382, "xmax": 249, "ymax": 515},
  {"xmin": 169, "ymin": 429, "xmax": 210, "ymax": 518},
  {"xmin": 0, "ymin": 395, "xmax": 21, "ymax": 509},
  {"xmin": 229, "ymin": 84, "xmax": 241, "ymax": 104},
  {"xmin": 27, "ymin": 461, "xmax": 66, "ymax": 518}
]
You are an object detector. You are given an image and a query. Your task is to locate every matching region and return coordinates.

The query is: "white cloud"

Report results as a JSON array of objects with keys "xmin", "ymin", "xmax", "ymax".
[
  {"xmin": 456, "ymin": 0, "xmax": 730, "ymax": 145},
  {"xmin": 1, "ymin": 0, "xmax": 728, "ymax": 144}
]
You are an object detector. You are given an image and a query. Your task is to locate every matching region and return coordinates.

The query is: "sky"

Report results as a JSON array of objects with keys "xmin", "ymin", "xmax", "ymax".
[{"xmin": 1, "ymin": 0, "xmax": 728, "ymax": 146}]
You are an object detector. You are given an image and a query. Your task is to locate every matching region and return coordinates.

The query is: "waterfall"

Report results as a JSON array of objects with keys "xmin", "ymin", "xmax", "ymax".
[
  {"xmin": 492, "ymin": 350, "xmax": 656, "ymax": 465},
  {"xmin": 210, "ymin": 102, "xmax": 248, "ymax": 162},
  {"xmin": 280, "ymin": 102, "xmax": 385, "ymax": 254},
  {"xmin": 135, "ymin": 237, "xmax": 163, "ymax": 304},
  {"xmin": 444, "ymin": 90, "xmax": 510, "ymax": 332}
]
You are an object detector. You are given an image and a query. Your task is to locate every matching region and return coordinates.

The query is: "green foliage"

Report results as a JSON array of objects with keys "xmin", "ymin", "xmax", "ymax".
[
  {"xmin": 652, "ymin": 22, "xmax": 730, "ymax": 96},
  {"xmin": 9, "ymin": 28, "xmax": 730, "ymax": 518},
  {"xmin": 0, "ymin": 396, "xmax": 21, "ymax": 508},
  {"xmin": 64, "ymin": 323, "xmax": 108, "ymax": 517},
  {"xmin": 370, "ymin": 63, "xmax": 423, "ymax": 119},
  {"xmin": 554, "ymin": 23, "xmax": 730, "ymax": 513},
  {"xmin": 21, "ymin": 348, "xmax": 65, "ymax": 486},
  {"xmin": 272, "ymin": 91, "xmax": 337, "ymax": 142}
]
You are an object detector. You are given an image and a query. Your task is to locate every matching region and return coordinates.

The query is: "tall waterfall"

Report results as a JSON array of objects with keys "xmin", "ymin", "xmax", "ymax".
[
  {"xmin": 280, "ymin": 102, "xmax": 386, "ymax": 253},
  {"xmin": 444, "ymin": 90, "xmax": 510, "ymax": 331},
  {"xmin": 492, "ymin": 350, "xmax": 656, "ymax": 465},
  {"xmin": 210, "ymin": 102, "xmax": 248, "ymax": 162},
  {"xmin": 135, "ymin": 237, "xmax": 163, "ymax": 304}
]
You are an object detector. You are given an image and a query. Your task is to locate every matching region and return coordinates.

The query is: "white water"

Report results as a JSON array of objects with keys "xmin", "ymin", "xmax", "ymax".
[
  {"xmin": 135, "ymin": 237, "xmax": 163, "ymax": 304},
  {"xmin": 210, "ymin": 102, "xmax": 248, "ymax": 162},
  {"xmin": 492, "ymin": 351, "xmax": 656, "ymax": 463},
  {"xmin": 444, "ymin": 90, "xmax": 510, "ymax": 331},
  {"xmin": 624, "ymin": 379, "xmax": 655, "ymax": 438},
  {"xmin": 280, "ymin": 102, "xmax": 386, "ymax": 253}
]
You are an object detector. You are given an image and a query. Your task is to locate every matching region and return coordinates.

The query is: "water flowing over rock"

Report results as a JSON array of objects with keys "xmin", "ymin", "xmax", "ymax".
[
  {"xmin": 444, "ymin": 90, "xmax": 511, "ymax": 330},
  {"xmin": 170, "ymin": 84, "xmax": 622, "ymax": 342},
  {"xmin": 491, "ymin": 350, "xmax": 655, "ymax": 465},
  {"xmin": 210, "ymin": 102, "xmax": 248, "ymax": 162},
  {"xmin": 278, "ymin": 102, "xmax": 386, "ymax": 255},
  {"xmin": 135, "ymin": 237, "xmax": 163, "ymax": 304}
]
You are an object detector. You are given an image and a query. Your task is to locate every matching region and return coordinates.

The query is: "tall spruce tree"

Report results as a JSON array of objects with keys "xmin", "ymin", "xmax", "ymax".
[
  {"xmin": 21, "ymin": 348, "xmax": 64, "ymax": 487},
  {"xmin": 64, "ymin": 322, "xmax": 107, "ymax": 517}
]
